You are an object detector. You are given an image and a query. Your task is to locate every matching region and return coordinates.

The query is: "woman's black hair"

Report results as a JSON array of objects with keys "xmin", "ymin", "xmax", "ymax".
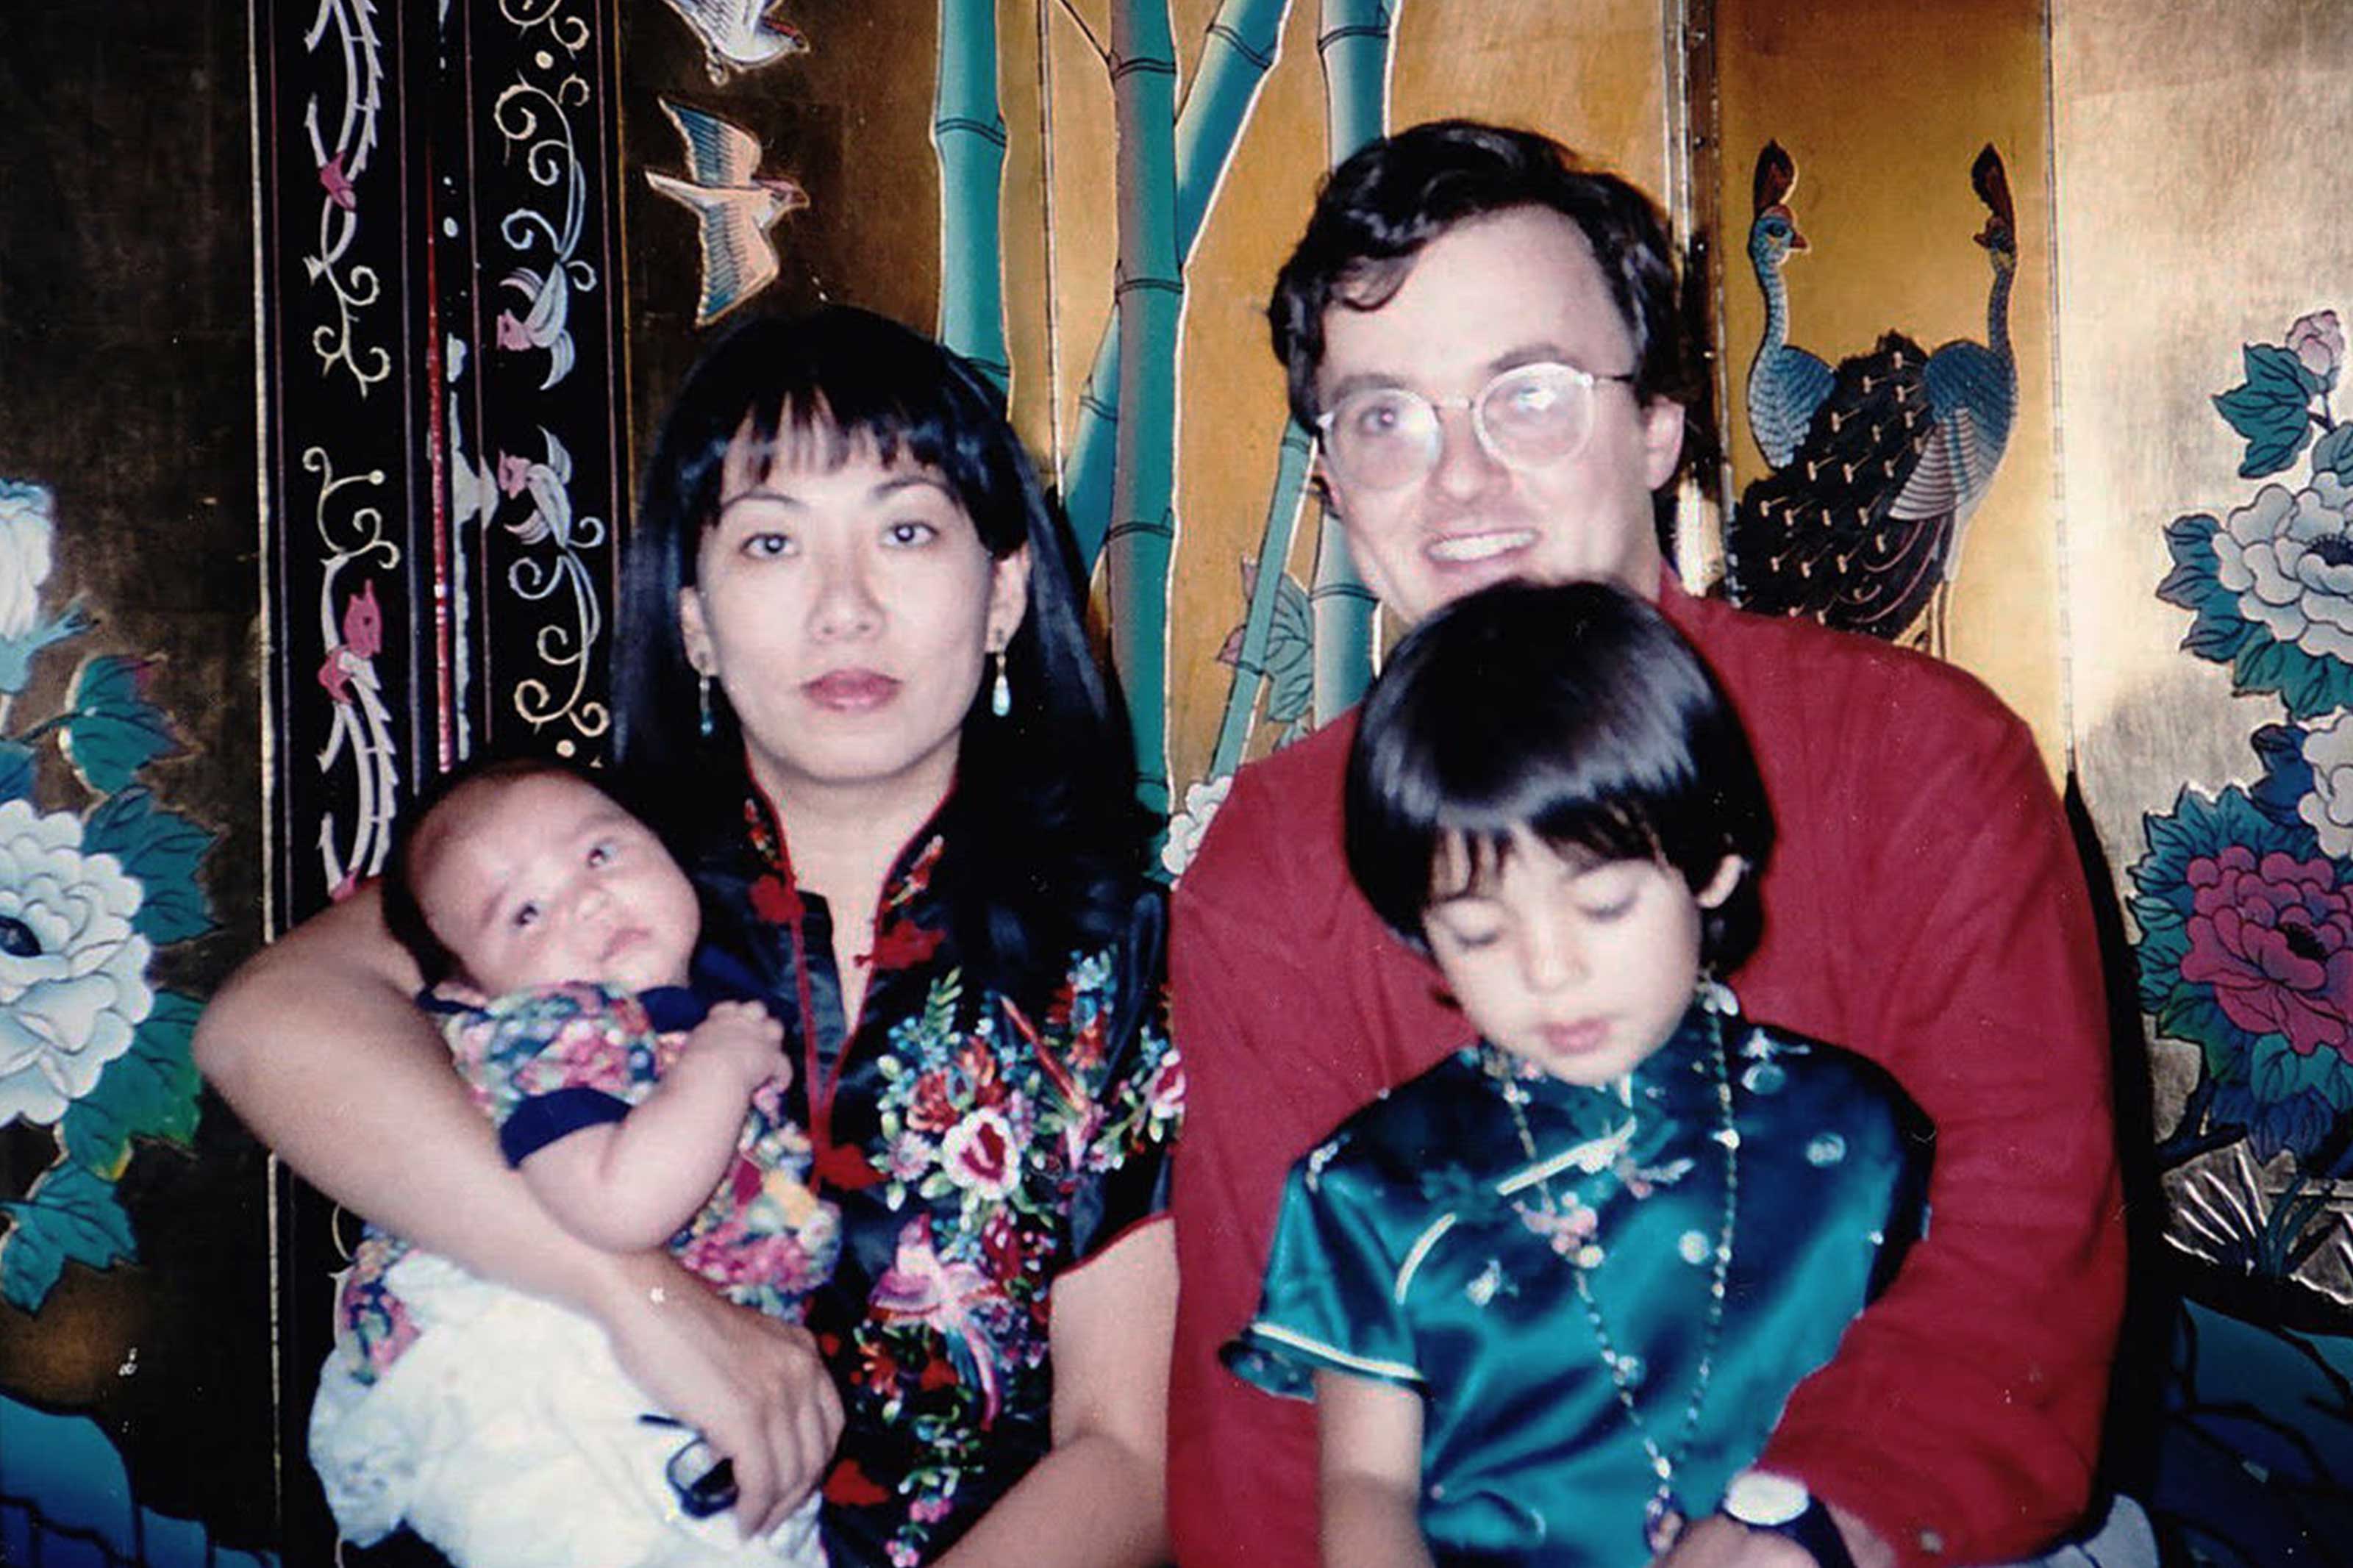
[
  {"xmin": 380, "ymin": 751, "xmax": 638, "ymax": 986},
  {"xmin": 613, "ymin": 305, "xmax": 1151, "ymax": 1002},
  {"xmin": 1344, "ymin": 579, "xmax": 1774, "ymax": 972}
]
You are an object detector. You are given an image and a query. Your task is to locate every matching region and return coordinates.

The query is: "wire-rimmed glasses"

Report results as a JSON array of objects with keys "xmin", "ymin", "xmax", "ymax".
[{"xmin": 1314, "ymin": 361, "xmax": 1638, "ymax": 493}]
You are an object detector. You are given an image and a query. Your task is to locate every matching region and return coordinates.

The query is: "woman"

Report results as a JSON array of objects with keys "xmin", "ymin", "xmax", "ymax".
[{"xmin": 196, "ymin": 307, "xmax": 1179, "ymax": 1567}]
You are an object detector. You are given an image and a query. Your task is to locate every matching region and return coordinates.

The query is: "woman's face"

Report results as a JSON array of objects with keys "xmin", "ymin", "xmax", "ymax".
[{"xmin": 679, "ymin": 427, "xmax": 1029, "ymax": 811}]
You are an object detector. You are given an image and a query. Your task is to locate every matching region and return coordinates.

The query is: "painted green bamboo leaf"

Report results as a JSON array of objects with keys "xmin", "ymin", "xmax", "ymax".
[
  {"xmin": 1065, "ymin": 0, "xmax": 1295, "ymax": 565},
  {"xmin": 1306, "ymin": 0, "xmax": 1396, "ymax": 723},
  {"xmin": 1110, "ymin": 0, "xmax": 1182, "ymax": 816},
  {"xmin": 1210, "ymin": 419, "xmax": 1315, "ymax": 777},
  {"xmin": 934, "ymin": 0, "xmax": 1009, "ymax": 387}
]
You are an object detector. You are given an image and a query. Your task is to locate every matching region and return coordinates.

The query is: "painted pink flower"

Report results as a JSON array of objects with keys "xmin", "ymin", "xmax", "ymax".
[
  {"xmin": 496, "ymin": 453, "xmax": 534, "ymax": 498},
  {"xmin": 2289, "ymin": 310, "xmax": 2345, "ymax": 382},
  {"xmin": 2181, "ymin": 844, "xmax": 2353, "ymax": 1062}
]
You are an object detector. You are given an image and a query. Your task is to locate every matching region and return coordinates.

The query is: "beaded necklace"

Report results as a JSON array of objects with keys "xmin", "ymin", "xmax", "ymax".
[{"xmin": 1488, "ymin": 985, "xmax": 1740, "ymax": 1556}]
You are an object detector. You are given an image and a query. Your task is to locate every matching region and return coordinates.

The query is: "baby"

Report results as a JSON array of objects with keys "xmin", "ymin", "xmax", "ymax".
[
  {"xmin": 310, "ymin": 755, "xmax": 837, "ymax": 1568},
  {"xmin": 1227, "ymin": 581, "xmax": 1930, "ymax": 1568}
]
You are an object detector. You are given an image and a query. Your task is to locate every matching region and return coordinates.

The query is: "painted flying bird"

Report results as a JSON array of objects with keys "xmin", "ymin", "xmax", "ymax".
[
  {"xmin": 645, "ymin": 98, "xmax": 808, "ymax": 328},
  {"xmin": 1744, "ymin": 141, "xmax": 1835, "ymax": 471},
  {"xmin": 658, "ymin": 0, "xmax": 809, "ymax": 85},
  {"xmin": 1725, "ymin": 146, "xmax": 2019, "ymax": 653}
]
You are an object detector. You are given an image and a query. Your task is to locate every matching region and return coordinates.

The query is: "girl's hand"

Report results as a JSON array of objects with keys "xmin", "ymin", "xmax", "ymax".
[
  {"xmin": 676, "ymin": 1000, "xmax": 790, "ymax": 1095},
  {"xmin": 597, "ymin": 1252, "xmax": 843, "ymax": 1537}
]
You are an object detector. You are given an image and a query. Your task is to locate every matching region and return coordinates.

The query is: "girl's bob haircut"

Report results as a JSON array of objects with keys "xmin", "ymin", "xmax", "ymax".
[{"xmin": 1344, "ymin": 579, "xmax": 1774, "ymax": 971}]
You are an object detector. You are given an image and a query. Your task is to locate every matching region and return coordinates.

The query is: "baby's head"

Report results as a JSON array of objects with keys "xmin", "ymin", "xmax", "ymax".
[
  {"xmin": 382, "ymin": 755, "xmax": 702, "ymax": 998},
  {"xmin": 1345, "ymin": 579, "xmax": 1774, "ymax": 1085}
]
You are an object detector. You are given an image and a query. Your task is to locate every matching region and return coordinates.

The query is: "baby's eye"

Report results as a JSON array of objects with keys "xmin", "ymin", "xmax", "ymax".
[
  {"xmin": 511, "ymin": 901, "xmax": 543, "ymax": 930},
  {"xmin": 884, "ymin": 519, "xmax": 940, "ymax": 547},
  {"xmin": 585, "ymin": 841, "xmax": 615, "ymax": 869}
]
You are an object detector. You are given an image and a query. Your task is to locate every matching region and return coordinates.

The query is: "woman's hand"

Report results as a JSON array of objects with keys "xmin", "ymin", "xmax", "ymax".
[{"xmin": 595, "ymin": 1251, "xmax": 843, "ymax": 1538}]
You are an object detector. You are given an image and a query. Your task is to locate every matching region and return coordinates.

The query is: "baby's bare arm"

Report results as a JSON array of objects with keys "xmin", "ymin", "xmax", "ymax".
[{"xmin": 519, "ymin": 1000, "xmax": 787, "ymax": 1250}]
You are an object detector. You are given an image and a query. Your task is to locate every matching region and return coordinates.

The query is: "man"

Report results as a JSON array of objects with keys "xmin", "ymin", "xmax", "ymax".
[{"xmin": 1168, "ymin": 121, "xmax": 2124, "ymax": 1568}]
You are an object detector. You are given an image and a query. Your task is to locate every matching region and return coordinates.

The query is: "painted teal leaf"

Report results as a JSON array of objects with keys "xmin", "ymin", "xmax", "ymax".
[
  {"xmin": 2216, "ymin": 346, "xmax": 2318, "ymax": 478},
  {"xmin": 2248, "ymin": 1031, "xmax": 2353, "ymax": 1113},
  {"xmin": 0, "ymin": 739, "xmax": 31, "ymax": 803},
  {"xmin": 79, "ymin": 788, "xmax": 217, "ymax": 945},
  {"xmin": 2182, "ymin": 606, "xmax": 2253, "ymax": 662},
  {"xmin": 2313, "ymin": 423, "xmax": 2353, "ymax": 486},
  {"xmin": 2163, "ymin": 510, "xmax": 2220, "ymax": 556},
  {"xmin": 60, "ymin": 656, "xmax": 180, "ymax": 795},
  {"xmin": 60, "ymin": 992, "xmax": 203, "ymax": 1176},
  {"xmin": 1260, "ymin": 570, "xmax": 1315, "ymax": 727},
  {"xmin": 0, "ymin": 1161, "xmax": 138, "ymax": 1312}
]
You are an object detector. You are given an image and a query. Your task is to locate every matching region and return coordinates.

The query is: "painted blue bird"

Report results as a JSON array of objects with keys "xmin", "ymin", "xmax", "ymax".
[
  {"xmin": 1744, "ymin": 141, "xmax": 1835, "ymax": 473},
  {"xmin": 645, "ymin": 99, "xmax": 808, "ymax": 328},
  {"xmin": 1725, "ymin": 146, "xmax": 2018, "ymax": 654}
]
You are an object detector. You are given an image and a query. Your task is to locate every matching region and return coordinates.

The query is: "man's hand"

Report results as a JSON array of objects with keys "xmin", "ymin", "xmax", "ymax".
[
  {"xmin": 596, "ymin": 1251, "xmax": 842, "ymax": 1536},
  {"xmin": 1650, "ymin": 1506, "xmax": 1893, "ymax": 1568},
  {"xmin": 675, "ymin": 999, "xmax": 790, "ymax": 1097}
]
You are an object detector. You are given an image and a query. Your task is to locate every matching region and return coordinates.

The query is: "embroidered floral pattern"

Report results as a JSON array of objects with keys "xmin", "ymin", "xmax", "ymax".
[
  {"xmin": 333, "ymin": 983, "xmax": 840, "ymax": 1376},
  {"xmin": 849, "ymin": 951, "xmax": 1182, "ymax": 1561}
]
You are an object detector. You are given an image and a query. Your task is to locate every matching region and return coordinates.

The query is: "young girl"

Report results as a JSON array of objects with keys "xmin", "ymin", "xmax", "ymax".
[
  {"xmin": 1224, "ymin": 579, "xmax": 1930, "ymax": 1568},
  {"xmin": 310, "ymin": 755, "xmax": 837, "ymax": 1567}
]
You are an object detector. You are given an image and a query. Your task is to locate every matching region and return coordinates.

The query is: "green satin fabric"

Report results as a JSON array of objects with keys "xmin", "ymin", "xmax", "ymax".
[{"xmin": 1227, "ymin": 1003, "xmax": 1929, "ymax": 1568}]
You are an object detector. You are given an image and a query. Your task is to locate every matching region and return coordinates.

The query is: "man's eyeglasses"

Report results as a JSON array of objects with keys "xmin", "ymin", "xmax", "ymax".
[{"xmin": 1314, "ymin": 362, "xmax": 1638, "ymax": 493}]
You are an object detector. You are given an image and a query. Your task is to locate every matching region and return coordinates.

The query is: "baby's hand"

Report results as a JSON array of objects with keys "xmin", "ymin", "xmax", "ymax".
[{"xmin": 676, "ymin": 1000, "xmax": 788, "ymax": 1095}]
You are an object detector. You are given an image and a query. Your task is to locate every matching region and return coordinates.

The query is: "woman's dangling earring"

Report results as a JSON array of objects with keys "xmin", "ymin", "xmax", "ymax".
[
  {"xmin": 698, "ymin": 672, "xmax": 715, "ymax": 740},
  {"xmin": 990, "ymin": 648, "xmax": 1012, "ymax": 719}
]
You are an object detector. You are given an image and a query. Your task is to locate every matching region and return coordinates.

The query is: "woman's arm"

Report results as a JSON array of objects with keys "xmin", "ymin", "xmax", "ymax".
[
  {"xmin": 932, "ymin": 1219, "xmax": 1176, "ymax": 1568},
  {"xmin": 1315, "ymin": 1370, "xmax": 1435, "ymax": 1568},
  {"xmin": 520, "ymin": 1000, "xmax": 783, "ymax": 1250},
  {"xmin": 193, "ymin": 891, "xmax": 839, "ymax": 1532}
]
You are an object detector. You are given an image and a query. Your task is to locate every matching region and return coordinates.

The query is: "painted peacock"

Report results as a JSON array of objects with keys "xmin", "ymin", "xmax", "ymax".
[
  {"xmin": 1744, "ymin": 141, "xmax": 1835, "ymax": 472},
  {"xmin": 1726, "ymin": 145, "xmax": 2019, "ymax": 654}
]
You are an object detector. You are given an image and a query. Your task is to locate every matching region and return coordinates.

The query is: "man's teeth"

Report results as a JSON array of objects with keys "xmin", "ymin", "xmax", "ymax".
[{"xmin": 1428, "ymin": 531, "xmax": 1535, "ymax": 563}]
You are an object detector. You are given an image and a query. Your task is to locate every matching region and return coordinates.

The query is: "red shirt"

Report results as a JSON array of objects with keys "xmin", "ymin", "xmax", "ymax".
[{"xmin": 1167, "ymin": 574, "xmax": 2124, "ymax": 1567}]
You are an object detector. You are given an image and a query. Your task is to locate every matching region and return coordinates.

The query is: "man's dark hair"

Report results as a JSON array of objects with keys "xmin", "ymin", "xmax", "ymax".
[
  {"xmin": 1344, "ymin": 579, "xmax": 1774, "ymax": 972},
  {"xmin": 1270, "ymin": 120, "xmax": 1696, "ymax": 427},
  {"xmin": 380, "ymin": 751, "xmax": 630, "ymax": 986}
]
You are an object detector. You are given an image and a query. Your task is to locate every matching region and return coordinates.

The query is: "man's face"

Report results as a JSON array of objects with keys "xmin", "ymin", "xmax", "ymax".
[{"xmin": 1312, "ymin": 205, "xmax": 1685, "ymax": 625}]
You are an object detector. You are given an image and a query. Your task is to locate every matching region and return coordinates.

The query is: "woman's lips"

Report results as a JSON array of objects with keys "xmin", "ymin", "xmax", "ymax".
[{"xmin": 804, "ymin": 669, "xmax": 900, "ymax": 711}]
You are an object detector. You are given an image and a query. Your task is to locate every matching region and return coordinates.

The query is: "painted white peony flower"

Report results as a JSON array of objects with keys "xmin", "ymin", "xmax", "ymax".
[
  {"xmin": 1160, "ymin": 774, "xmax": 1234, "ymax": 881},
  {"xmin": 0, "ymin": 481, "xmax": 57, "ymax": 644},
  {"xmin": 2304, "ymin": 715, "xmax": 2353, "ymax": 859},
  {"xmin": 2211, "ymin": 474, "xmax": 2353, "ymax": 662},
  {"xmin": 0, "ymin": 799, "xmax": 155, "ymax": 1126}
]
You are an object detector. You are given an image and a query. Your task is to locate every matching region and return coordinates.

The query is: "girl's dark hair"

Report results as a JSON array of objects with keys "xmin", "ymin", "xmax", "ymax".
[
  {"xmin": 381, "ymin": 751, "xmax": 633, "ymax": 986},
  {"xmin": 613, "ymin": 305, "xmax": 1151, "ymax": 1001},
  {"xmin": 1344, "ymin": 579, "xmax": 1774, "ymax": 972}
]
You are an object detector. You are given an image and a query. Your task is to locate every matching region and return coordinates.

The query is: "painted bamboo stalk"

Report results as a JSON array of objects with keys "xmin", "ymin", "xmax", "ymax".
[
  {"xmin": 1307, "ymin": 0, "xmax": 1395, "ymax": 724},
  {"xmin": 1207, "ymin": 418, "xmax": 1315, "ymax": 778},
  {"xmin": 1064, "ymin": 0, "xmax": 1293, "ymax": 565},
  {"xmin": 933, "ymin": 0, "xmax": 1009, "ymax": 386},
  {"xmin": 1109, "ymin": 0, "xmax": 1182, "ymax": 816}
]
